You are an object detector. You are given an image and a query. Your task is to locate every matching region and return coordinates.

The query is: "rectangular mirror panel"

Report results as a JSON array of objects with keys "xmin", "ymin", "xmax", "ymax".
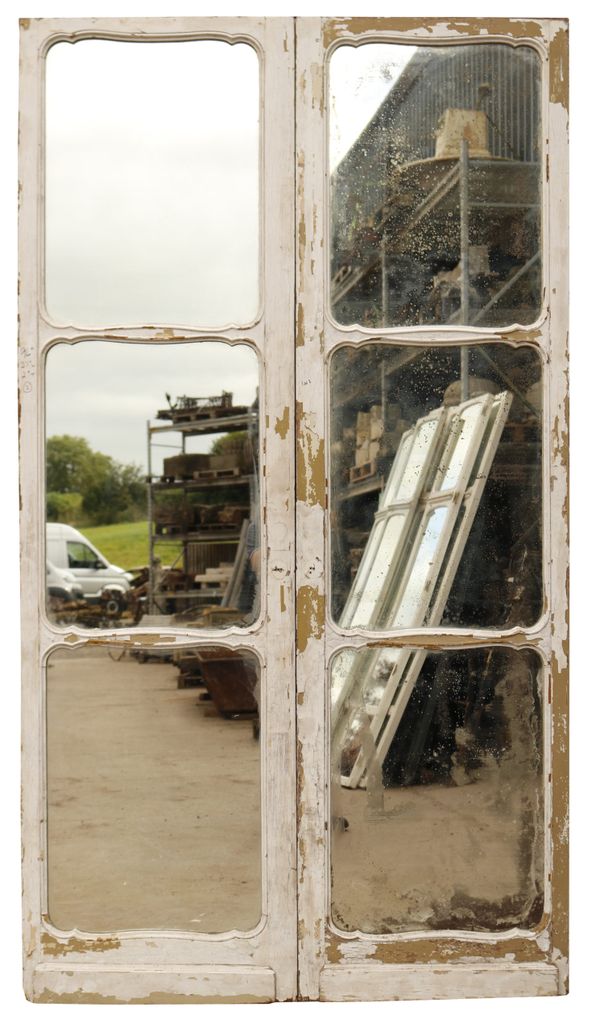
[
  {"xmin": 330, "ymin": 646, "xmax": 544, "ymax": 934},
  {"xmin": 46, "ymin": 39, "xmax": 259, "ymax": 327},
  {"xmin": 331, "ymin": 343, "xmax": 542, "ymax": 629},
  {"xmin": 330, "ymin": 43, "xmax": 541, "ymax": 328},
  {"xmin": 46, "ymin": 340, "xmax": 260, "ymax": 629},
  {"xmin": 46, "ymin": 645, "xmax": 262, "ymax": 933}
]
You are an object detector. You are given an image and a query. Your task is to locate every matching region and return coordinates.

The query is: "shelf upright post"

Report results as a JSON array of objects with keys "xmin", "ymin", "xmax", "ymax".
[
  {"xmin": 460, "ymin": 136, "xmax": 470, "ymax": 401},
  {"xmin": 146, "ymin": 418, "xmax": 156, "ymax": 615}
]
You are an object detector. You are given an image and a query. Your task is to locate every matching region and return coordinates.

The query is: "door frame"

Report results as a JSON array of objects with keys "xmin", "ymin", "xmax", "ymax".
[
  {"xmin": 294, "ymin": 16, "xmax": 568, "ymax": 1001},
  {"xmin": 19, "ymin": 15, "xmax": 297, "ymax": 1003}
]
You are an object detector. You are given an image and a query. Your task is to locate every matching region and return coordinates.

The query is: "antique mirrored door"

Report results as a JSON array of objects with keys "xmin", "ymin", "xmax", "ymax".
[
  {"xmin": 19, "ymin": 16, "xmax": 297, "ymax": 1003},
  {"xmin": 19, "ymin": 16, "xmax": 568, "ymax": 1004},
  {"xmin": 295, "ymin": 17, "xmax": 568, "ymax": 1001}
]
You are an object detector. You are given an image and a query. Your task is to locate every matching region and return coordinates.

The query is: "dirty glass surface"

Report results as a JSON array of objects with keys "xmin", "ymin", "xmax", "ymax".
[
  {"xmin": 45, "ymin": 39, "xmax": 259, "ymax": 327},
  {"xmin": 45, "ymin": 340, "xmax": 260, "ymax": 630},
  {"xmin": 330, "ymin": 343, "xmax": 542, "ymax": 629},
  {"xmin": 330, "ymin": 43, "xmax": 541, "ymax": 328},
  {"xmin": 46, "ymin": 645, "xmax": 262, "ymax": 933},
  {"xmin": 330, "ymin": 646, "xmax": 543, "ymax": 933}
]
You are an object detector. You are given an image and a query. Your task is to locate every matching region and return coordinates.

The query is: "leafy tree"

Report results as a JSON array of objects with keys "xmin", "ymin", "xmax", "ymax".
[
  {"xmin": 210, "ymin": 430, "xmax": 248, "ymax": 455},
  {"xmin": 46, "ymin": 435, "xmax": 146, "ymax": 526},
  {"xmin": 46, "ymin": 491, "xmax": 83, "ymax": 524}
]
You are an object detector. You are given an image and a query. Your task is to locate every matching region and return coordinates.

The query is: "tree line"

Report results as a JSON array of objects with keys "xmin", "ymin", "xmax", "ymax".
[{"xmin": 46, "ymin": 435, "xmax": 146, "ymax": 527}]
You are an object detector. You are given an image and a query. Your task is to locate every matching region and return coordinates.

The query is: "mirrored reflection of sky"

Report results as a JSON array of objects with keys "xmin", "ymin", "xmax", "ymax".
[
  {"xmin": 46, "ymin": 341, "xmax": 259, "ymax": 472},
  {"xmin": 45, "ymin": 39, "xmax": 260, "ymax": 327},
  {"xmin": 329, "ymin": 43, "xmax": 416, "ymax": 170}
]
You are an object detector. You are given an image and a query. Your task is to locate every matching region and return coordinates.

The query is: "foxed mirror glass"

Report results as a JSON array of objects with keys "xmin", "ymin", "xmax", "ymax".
[
  {"xmin": 330, "ymin": 646, "xmax": 543, "ymax": 934},
  {"xmin": 45, "ymin": 340, "xmax": 260, "ymax": 629},
  {"xmin": 46, "ymin": 644, "xmax": 262, "ymax": 933},
  {"xmin": 330, "ymin": 42, "xmax": 541, "ymax": 328},
  {"xmin": 330, "ymin": 342, "xmax": 542, "ymax": 630},
  {"xmin": 45, "ymin": 39, "xmax": 259, "ymax": 327}
]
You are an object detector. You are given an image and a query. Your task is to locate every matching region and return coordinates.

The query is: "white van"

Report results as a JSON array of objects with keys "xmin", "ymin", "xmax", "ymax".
[{"xmin": 46, "ymin": 523, "xmax": 133, "ymax": 605}]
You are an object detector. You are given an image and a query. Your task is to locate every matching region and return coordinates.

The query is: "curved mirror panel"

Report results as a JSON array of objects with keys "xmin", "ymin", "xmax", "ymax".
[
  {"xmin": 46, "ymin": 645, "xmax": 262, "ymax": 933},
  {"xmin": 330, "ymin": 43, "xmax": 541, "ymax": 328},
  {"xmin": 45, "ymin": 340, "xmax": 260, "ymax": 630},
  {"xmin": 46, "ymin": 39, "xmax": 259, "ymax": 327},
  {"xmin": 330, "ymin": 342, "xmax": 542, "ymax": 629},
  {"xmin": 330, "ymin": 646, "xmax": 543, "ymax": 934}
]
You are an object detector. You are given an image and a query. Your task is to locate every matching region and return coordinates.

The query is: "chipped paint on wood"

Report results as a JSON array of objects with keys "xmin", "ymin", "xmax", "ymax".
[
  {"xmin": 296, "ymin": 301, "xmax": 305, "ymax": 348},
  {"xmin": 296, "ymin": 402, "xmax": 326, "ymax": 507},
  {"xmin": 326, "ymin": 931, "xmax": 548, "ymax": 966},
  {"xmin": 41, "ymin": 932, "xmax": 121, "ymax": 956},
  {"xmin": 61, "ymin": 633, "xmax": 176, "ymax": 648},
  {"xmin": 275, "ymin": 406, "xmax": 290, "ymax": 440},
  {"xmin": 297, "ymin": 585, "xmax": 325, "ymax": 653},
  {"xmin": 550, "ymin": 646, "xmax": 569, "ymax": 969},
  {"xmin": 311, "ymin": 63, "xmax": 324, "ymax": 115},
  {"xmin": 35, "ymin": 989, "xmax": 272, "ymax": 1004},
  {"xmin": 322, "ymin": 18, "xmax": 546, "ymax": 49},
  {"xmin": 549, "ymin": 27, "xmax": 569, "ymax": 110},
  {"xmin": 280, "ymin": 584, "xmax": 287, "ymax": 613},
  {"xmin": 365, "ymin": 630, "xmax": 544, "ymax": 651}
]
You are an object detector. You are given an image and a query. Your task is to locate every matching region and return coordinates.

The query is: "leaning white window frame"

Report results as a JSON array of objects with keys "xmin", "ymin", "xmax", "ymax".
[{"xmin": 333, "ymin": 390, "xmax": 512, "ymax": 788}]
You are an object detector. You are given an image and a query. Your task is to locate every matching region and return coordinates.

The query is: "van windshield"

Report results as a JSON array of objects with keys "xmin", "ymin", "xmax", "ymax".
[{"xmin": 67, "ymin": 541, "xmax": 103, "ymax": 569}]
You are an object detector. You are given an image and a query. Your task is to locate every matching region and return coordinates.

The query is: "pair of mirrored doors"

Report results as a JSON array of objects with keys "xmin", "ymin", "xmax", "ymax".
[{"xmin": 19, "ymin": 17, "xmax": 568, "ymax": 1002}]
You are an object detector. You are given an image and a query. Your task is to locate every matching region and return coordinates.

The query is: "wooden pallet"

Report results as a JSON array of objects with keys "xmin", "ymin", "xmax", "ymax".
[
  {"xmin": 192, "ymin": 467, "xmax": 241, "ymax": 481},
  {"xmin": 348, "ymin": 459, "xmax": 378, "ymax": 483}
]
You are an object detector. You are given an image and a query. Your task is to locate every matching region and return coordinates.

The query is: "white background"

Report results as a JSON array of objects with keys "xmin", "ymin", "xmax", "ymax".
[{"xmin": 0, "ymin": 2, "xmax": 595, "ymax": 1029}]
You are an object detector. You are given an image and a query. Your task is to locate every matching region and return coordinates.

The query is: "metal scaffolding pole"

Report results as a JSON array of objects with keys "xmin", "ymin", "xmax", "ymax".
[{"xmin": 460, "ymin": 137, "xmax": 470, "ymax": 401}]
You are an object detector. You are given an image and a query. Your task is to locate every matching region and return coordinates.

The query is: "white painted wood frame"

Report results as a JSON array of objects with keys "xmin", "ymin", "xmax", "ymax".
[
  {"xmin": 19, "ymin": 16, "xmax": 297, "ymax": 1004},
  {"xmin": 295, "ymin": 16, "xmax": 568, "ymax": 1002}
]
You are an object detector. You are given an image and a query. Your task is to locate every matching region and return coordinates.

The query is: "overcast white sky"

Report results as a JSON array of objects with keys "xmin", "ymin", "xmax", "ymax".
[
  {"xmin": 330, "ymin": 43, "xmax": 415, "ymax": 168},
  {"xmin": 45, "ymin": 39, "xmax": 414, "ymax": 467}
]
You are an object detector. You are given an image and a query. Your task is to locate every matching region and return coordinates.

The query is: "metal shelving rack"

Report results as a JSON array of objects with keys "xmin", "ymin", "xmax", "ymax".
[{"xmin": 146, "ymin": 407, "xmax": 258, "ymax": 616}]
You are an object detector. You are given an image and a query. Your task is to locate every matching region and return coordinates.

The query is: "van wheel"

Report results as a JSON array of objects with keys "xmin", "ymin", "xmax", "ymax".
[{"xmin": 102, "ymin": 591, "xmax": 125, "ymax": 618}]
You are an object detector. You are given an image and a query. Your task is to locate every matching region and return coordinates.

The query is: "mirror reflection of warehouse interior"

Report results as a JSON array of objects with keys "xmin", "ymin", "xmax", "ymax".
[{"xmin": 331, "ymin": 42, "xmax": 541, "ymax": 328}]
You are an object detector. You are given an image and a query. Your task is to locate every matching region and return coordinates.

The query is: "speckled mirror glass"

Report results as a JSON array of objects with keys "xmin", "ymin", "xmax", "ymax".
[
  {"xmin": 330, "ymin": 342, "xmax": 542, "ymax": 630},
  {"xmin": 330, "ymin": 43, "xmax": 541, "ymax": 328},
  {"xmin": 46, "ymin": 644, "xmax": 262, "ymax": 933},
  {"xmin": 330, "ymin": 646, "xmax": 543, "ymax": 934},
  {"xmin": 45, "ymin": 39, "xmax": 259, "ymax": 327}
]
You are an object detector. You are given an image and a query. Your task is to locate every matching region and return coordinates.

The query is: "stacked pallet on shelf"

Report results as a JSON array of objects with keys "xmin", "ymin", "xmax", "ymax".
[
  {"xmin": 147, "ymin": 393, "xmax": 257, "ymax": 620},
  {"xmin": 349, "ymin": 404, "xmax": 384, "ymax": 483}
]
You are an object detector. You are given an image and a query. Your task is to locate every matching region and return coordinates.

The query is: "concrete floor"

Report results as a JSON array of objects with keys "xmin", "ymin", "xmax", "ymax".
[
  {"xmin": 331, "ymin": 774, "xmax": 541, "ymax": 934},
  {"xmin": 46, "ymin": 649, "xmax": 541, "ymax": 939},
  {"xmin": 46, "ymin": 649, "xmax": 262, "ymax": 934}
]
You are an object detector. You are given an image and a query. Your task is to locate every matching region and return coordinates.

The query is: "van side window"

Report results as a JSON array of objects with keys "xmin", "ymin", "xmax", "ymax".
[{"xmin": 67, "ymin": 541, "xmax": 101, "ymax": 569}]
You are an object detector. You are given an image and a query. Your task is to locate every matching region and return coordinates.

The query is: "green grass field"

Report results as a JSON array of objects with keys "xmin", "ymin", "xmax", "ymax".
[{"xmin": 82, "ymin": 520, "xmax": 181, "ymax": 571}]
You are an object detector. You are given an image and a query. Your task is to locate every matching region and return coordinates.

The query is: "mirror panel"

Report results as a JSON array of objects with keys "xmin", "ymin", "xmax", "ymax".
[
  {"xmin": 330, "ymin": 43, "xmax": 541, "ymax": 328},
  {"xmin": 45, "ymin": 340, "xmax": 260, "ymax": 629},
  {"xmin": 330, "ymin": 646, "xmax": 544, "ymax": 934},
  {"xmin": 46, "ymin": 645, "xmax": 262, "ymax": 933},
  {"xmin": 46, "ymin": 39, "xmax": 260, "ymax": 327},
  {"xmin": 331, "ymin": 343, "xmax": 542, "ymax": 630}
]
